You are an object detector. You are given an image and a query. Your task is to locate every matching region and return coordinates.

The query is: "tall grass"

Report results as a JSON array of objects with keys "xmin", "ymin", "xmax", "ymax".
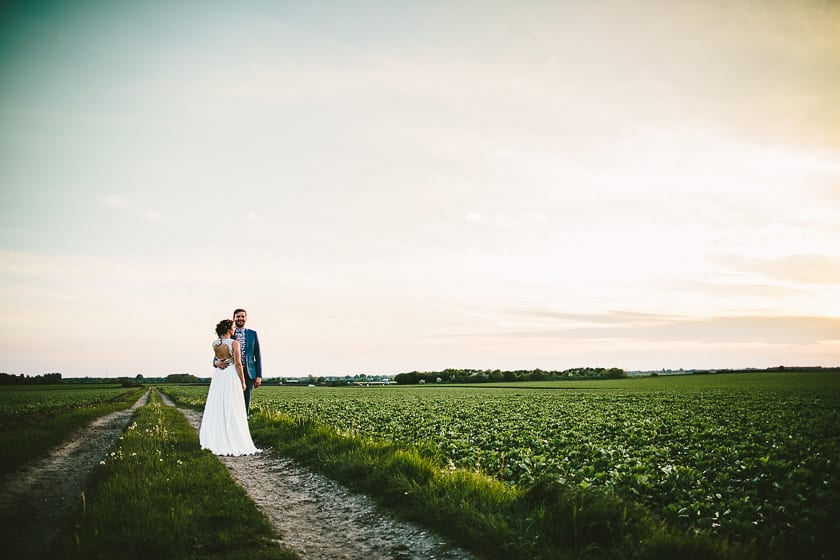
[{"xmin": 49, "ymin": 390, "xmax": 297, "ymax": 560}]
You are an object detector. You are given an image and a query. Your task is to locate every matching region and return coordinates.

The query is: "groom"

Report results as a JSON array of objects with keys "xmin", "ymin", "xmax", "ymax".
[{"xmin": 215, "ymin": 308, "xmax": 262, "ymax": 417}]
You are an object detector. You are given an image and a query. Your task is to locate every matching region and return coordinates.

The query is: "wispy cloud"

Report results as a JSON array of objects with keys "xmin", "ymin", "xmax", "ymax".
[
  {"xmin": 717, "ymin": 254, "xmax": 840, "ymax": 285},
  {"xmin": 476, "ymin": 309, "xmax": 840, "ymax": 345},
  {"xmin": 524, "ymin": 309, "xmax": 679, "ymax": 327}
]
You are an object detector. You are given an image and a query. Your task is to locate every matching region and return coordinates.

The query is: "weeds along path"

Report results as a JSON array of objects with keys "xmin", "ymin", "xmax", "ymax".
[
  {"xmin": 162, "ymin": 394, "xmax": 478, "ymax": 560},
  {"xmin": 0, "ymin": 389, "xmax": 150, "ymax": 558}
]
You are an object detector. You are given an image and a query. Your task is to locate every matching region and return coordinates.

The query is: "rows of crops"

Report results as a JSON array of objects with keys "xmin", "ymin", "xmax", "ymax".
[
  {"xmin": 165, "ymin": 372, "xmax": 839, "ymax": 554},
  {"xmin": 0, "ymin": 385, "xmax": 137, "ymax": 418},
  {"xmin": 0, "ymin": 384, "xmax": 146, "ymax": 476}
]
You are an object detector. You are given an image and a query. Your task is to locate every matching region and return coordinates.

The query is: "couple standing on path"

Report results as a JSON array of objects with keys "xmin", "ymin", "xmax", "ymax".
[{"xmin": 199, "ymin": 308, "xmax": 262, "ymax": 456}]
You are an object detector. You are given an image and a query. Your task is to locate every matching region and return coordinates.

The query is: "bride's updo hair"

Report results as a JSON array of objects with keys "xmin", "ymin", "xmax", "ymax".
[{"xmin": 215, "ymin": 319, "xmax": 234, "ymax": 336}]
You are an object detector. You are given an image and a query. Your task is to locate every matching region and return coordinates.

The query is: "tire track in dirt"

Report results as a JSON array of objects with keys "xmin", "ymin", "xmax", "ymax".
[
  {"xmin": 162, "ymin": 394, "xmax": 479, "ymax": 560},
  {"xmin": 0, "ymin": 390, "xmax": 150, "ymax": 559}
]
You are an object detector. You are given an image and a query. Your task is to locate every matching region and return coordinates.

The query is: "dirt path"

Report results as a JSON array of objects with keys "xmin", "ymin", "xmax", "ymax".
[
  {"xmin": 164, "ymin": 395, "xmax": 479, "ymax": 560},
  {"xmin": 0, "ymin": 389, "xmax": 150, "ymax": 559},
  {"xmin": 0, "ymin": 389, "xmax": 477, "ymax": 560}
]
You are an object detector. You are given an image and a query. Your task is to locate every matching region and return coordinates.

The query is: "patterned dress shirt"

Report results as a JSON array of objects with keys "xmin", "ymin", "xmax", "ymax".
[{"xmin": 234, "ymin": 327, "xmax": 247, "ymax": 373}]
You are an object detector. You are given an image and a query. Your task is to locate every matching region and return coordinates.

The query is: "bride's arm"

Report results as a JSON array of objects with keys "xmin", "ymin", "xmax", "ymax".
[{"xmin": 232, "ymin": 340, "xmax": 246, "ymax": 391}]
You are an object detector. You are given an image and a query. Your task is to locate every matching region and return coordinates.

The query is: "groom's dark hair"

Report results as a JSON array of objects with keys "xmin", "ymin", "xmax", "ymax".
[{"xmin": 233, "ymin": 308, "xmax": 247, "ymax": 317}]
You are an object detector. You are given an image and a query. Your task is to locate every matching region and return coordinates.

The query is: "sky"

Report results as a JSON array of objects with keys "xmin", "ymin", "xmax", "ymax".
[{"xmin": 1, "ymin": 0, "xmax": 839, "ymax": 378}]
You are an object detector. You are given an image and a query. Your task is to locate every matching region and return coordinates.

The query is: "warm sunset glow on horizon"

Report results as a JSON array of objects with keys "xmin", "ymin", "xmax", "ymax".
[{"xmin": 1, "ymin": 1, "xmax": 839, "ymax": 378}]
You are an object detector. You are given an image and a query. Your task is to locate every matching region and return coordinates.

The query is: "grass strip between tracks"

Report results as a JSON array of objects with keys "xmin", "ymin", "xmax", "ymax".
[
  {"xmin": 0, "ymin": 389, "xmax": 145, "ymax": 477},
  {"xmin": 48, "ymin": 390, "xmax": 298, "ymax": 560},
  {"xmin": 247, "ymin": 410, "xmax": 752, "ymax": 560}
]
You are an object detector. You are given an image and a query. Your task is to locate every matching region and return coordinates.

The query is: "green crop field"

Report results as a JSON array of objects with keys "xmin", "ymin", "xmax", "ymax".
[
  {"xmin": 166, "ymin": 370, "xmax": 840, "ymax": 557},
  {"xmin": 0, "ymin": 384, "xmax": 144, "ymax": 475},
  {"xmin": 0, "ymin": 384, "xmax": 135, "ymax": 418}
]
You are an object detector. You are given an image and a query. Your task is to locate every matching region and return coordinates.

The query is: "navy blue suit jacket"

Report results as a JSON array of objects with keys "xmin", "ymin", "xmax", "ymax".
[{"xmin": 241, "ymin": 328, "xmax": 262, "ymax": 380}]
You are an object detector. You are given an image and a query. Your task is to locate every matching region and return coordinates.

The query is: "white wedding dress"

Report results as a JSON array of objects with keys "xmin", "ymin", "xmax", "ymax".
[{"xmin": 199, "ymin": 338, "xmax": 260, "ymax": 456}]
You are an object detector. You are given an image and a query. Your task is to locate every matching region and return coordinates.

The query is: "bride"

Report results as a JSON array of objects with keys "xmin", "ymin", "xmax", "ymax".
[{"xmin": 199, "ymin": 319, "xmax": 260, "ymax": 455}]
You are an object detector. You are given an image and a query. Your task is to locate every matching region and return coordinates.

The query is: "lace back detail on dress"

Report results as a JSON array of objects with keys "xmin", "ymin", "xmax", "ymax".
[{"xmin": 212, "ymin": 339, "xmax": 233, "ymax": 361}]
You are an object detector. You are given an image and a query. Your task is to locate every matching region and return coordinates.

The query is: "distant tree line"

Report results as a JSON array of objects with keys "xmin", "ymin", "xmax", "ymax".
[
  {"xmin": 63, "ymin": 373, "xmax": 204, "ymax": 385},
  {"xmin": 393, "ymin": 367, "xmax": 627, "ymax": 385},
  {"xmin": 160, "ymin": 374, "xmax": 203, "ymax": 384},
  {"xmin": 60, "ymin": 376, "xmax": 143, "ymax": 385},
  {"xmin": 688, "ymin": 366, "xmax": 840, "ymax": 375},
  {"xmin": 0, "ymin": 372, "xmax": 63, "ymax": 385},
  {"xmin": 10, "ymin": 366, "xmax": 830, "ymax": 388},
  {"xmin": 0, "ymin": 373, "xmax": 201, "ymax": 386}
]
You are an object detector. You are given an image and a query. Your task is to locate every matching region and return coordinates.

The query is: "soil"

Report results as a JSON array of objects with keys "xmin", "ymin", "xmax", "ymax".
[{"xmin": 0, "ymin": 390, "xmax": 478, "ymax": 560}]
